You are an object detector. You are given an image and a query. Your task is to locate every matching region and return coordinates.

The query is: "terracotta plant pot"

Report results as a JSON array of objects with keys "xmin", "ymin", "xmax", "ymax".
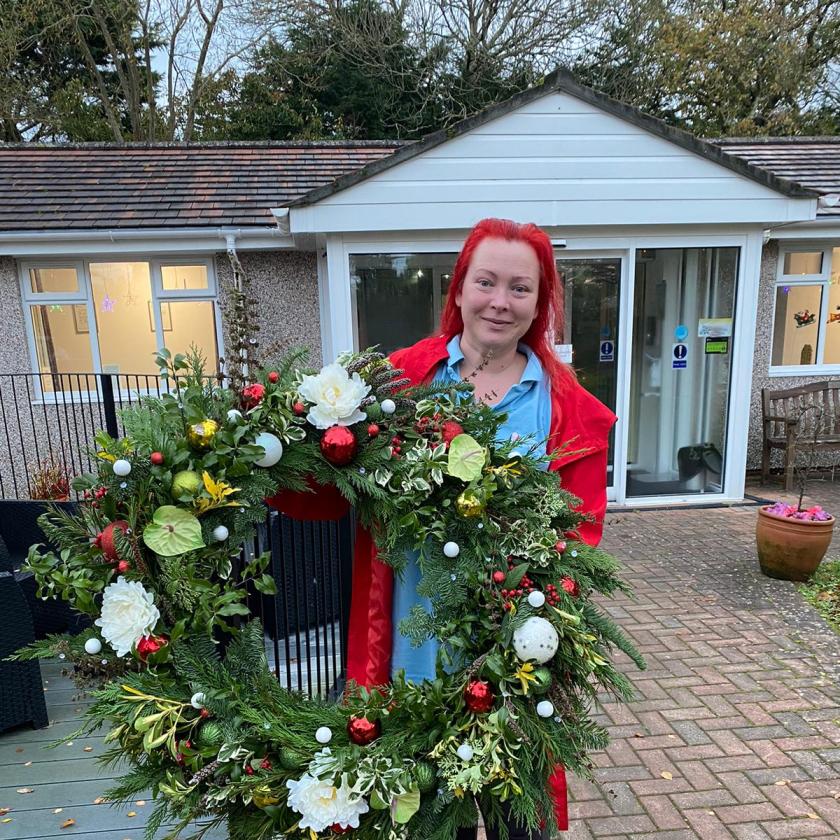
[{"xmin": 755, "ymin": 505, "xmax": 835, "ymax": 582}]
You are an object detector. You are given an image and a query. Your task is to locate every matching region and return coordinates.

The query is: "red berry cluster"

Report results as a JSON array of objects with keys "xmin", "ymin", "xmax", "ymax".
[
  {"xmin": 260, "ymin": 758, "xmax": 272, "ymax": 771},
  {"xmin": 412, "ymin": 415, "xmax": 465, "ymax": 449},
  {"xmin": 545, "ymin": 583, "xmax": 562, "ymax": 607},
  {"xmin": 495, "ymin": 558, "xmax": 536, "ymax": 611},
  {"xmin": 390, "ymin": 434, "xmax": 403, "ymax": 459}
]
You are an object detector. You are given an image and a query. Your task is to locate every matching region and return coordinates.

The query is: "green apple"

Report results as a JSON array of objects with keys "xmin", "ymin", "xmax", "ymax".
[{"xmin": 171, "ymin": 469, "xmax": 202, "ymax": 499}]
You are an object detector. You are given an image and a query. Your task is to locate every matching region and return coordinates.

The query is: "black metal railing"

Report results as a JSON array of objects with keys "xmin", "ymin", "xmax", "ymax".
[
  {"xmin": 0, "ymin": 372, "xmax": 180, "ymax": 499},
  {"xmin": 0, "ymin": 374, "xmax": 357, "ymax": 698},
  {"xmin": 245, "ymin": 511, "xmax": 354, "ymax": 698}
]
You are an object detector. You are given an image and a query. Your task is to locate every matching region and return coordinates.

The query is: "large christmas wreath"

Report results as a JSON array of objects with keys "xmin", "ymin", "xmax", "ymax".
[{"xmin": 17, "ymin": 347, "xmax": 643, "ymax": 840}]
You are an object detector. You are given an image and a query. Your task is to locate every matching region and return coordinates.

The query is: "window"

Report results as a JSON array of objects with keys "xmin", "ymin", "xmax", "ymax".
[
  {"xmin": 350, "ymin": 253, "xmax": 456, "ymax": 354},
  {"xmin": 771, "ymin": 246, "xmax": 840, "ymax": 371},
  {"xmin": 21, "ymin": 259, "xmax": 221, "ymax": 394}
]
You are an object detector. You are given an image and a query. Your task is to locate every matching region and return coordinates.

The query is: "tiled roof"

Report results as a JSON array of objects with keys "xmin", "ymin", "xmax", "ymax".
[
  {"xmin": 1, "ymin": 133, "xmax": 837, "ymax": 234},
  {"xmin": 0, "ymin": 142, "xmax": 404, "ymax": 231},
  {"xmin": 717, "ymin": 138, "xmax": 840, "ymax": 215}
]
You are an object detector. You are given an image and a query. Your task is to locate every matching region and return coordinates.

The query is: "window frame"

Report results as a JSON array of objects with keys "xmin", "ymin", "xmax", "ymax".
[
  {"xmin": 769, "ymin": 244, "xmax": 840, "ymax": 376},
  {"xmin": 19, "ymin": 256, "xmax": 223, "ymax": 402}
]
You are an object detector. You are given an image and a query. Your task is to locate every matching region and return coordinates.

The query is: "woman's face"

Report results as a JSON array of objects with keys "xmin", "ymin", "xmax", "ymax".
[{"xmin": 456, "ymin": 237, "xmax": 540, "ymax": 353}]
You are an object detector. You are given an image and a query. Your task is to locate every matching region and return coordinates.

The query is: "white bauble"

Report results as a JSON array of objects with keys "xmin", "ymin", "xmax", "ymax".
[
  {"xmin": 456, "ymin": 743, "xmax": 474, "ymax": 761},
  {"xmin": 212, "ymin": 525, "xmax": 229, "ymax": 542},
  {"xmin": 512, "ymin": 616, "xmax": 560, "ymax": 664},
  {"xmin": 191, "ymin": 692, "xmax": 206, "ymax": 709},
  {"xmin": 380, "ymin": 399, "xmax": 396, "ymax": 415},
  {"xmin": 227, "ymin": 409, "xmax": 243, "ymax": 424},
  {"xmin": 527, "ymin": 590, "xmax": 546, "ymax": 609},
  {"xmin": 315, "ymin": 726, "xmax": 333, "ymax": 745},
  {"xmin": 254, "ymin": 432, "xmax": 284, "ymax": 468},
  {"xmin": 443, "ymin": 541, "xmax": 460, "ymax": 559},
  {"xmin": 84, "ymin": 637, "xmax": 102, "ymax": 655},
  {"xmin": 112, "ymin": 459, "xmax": 132, "ymax": 477},
  {"xmin": 536, "ymin": 700, "xmax": 555, "ymax": 718}
]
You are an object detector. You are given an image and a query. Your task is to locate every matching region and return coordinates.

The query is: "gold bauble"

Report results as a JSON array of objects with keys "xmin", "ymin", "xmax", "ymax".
[
  {"xmin": 187, "ymin": 419, "xmax": 219, "ymax": 450},
  {"xmin": 455, "ymin": 490, "xmax": 484, "ymax": 518}
]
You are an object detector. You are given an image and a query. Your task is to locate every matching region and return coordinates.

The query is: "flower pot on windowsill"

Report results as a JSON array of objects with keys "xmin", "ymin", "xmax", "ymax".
[{"xmin": 755, "ymin": 504, "xmax": 835, "ymax": 582}]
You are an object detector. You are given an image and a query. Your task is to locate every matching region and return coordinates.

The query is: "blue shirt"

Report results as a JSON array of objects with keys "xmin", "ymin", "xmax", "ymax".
[{"xmin": 390, "ymin": 336, "xmax": 552, "ymax": 682}]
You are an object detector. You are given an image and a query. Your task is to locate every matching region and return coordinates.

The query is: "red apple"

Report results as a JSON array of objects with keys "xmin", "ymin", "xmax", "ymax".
[{"xmin": 100, "ymin": 520, "xmax": 130, "ymax": 562}]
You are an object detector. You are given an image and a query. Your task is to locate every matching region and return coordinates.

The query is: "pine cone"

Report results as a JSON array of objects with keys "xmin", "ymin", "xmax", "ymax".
[{"xmin": 188, "ymin": 759, "xmax": 222, "ymax": 786}]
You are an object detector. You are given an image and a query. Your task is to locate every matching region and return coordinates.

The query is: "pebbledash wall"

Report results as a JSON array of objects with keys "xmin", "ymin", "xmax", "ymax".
[
  {"xmin": 215, "ymin": 249, "xmax": 323, "ymax": 365},
  {"xmin": 0, "ymin": 255, "xmax": 35, "ymax": 373}
]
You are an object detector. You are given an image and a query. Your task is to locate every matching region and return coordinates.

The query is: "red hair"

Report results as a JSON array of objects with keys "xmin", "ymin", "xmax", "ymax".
[{"xmin": 439, "ymin": 218, "xmax": 573, "ymax": 391}]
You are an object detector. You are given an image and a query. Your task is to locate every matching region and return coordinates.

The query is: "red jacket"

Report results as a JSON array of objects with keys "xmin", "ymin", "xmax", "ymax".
[{"xmin": 268, "ymin": 336, "xmax": 617, "ymax": 832}]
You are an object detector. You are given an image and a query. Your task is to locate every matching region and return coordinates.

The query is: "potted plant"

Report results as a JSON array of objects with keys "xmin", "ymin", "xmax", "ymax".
[
  {"xmin": 756, "ymin": 405, "xmax": 835, "ymax": 581},
  {"xmin": 30, "ymin": 457, "xmax": 71, "ymax": 501}
]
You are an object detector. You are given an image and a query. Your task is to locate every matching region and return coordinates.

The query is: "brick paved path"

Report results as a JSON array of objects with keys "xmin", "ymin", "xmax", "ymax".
[{"xmin": 567, "ymin": 479, "xmax": 840, "ymax": 839}]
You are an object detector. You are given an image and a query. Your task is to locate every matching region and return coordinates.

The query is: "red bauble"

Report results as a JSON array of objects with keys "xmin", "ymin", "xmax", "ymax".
[
  {"xmin": 492, "ymin": 570, "xmax": 506, "ymax": 584},
  {"xmin": 150, "ymin": 451, "xmax": 165, "ymax": 466},
  {"xmin": 268, "ymin": 371, "xmax": 279, "ymax": 383},
  {"xmin": 560, "ymin": 577, "xmax": 580, "ymax": 597},
  {"xmin": 347, "ymin": 715, "xmax": 381, "ymax": 745},
  {"xmin": 554, "ymin": 540, "xmax": 567, "ymax": 554},
  {"xmin": 116, "ymin": 559, "xmax": 131, "ymax": 574},
  {"xmin": 100, "ymin": 520, "xmax": 130, "ymax": 562},
  {"xmin": 293, "ymin": 401, "xmax": 306, "ymax": 416},
  {"xmin": 441, "ymin": 420, "xmax": 464, "ymax": 447},
  {"xmin": 464, "ymin": 680, "xmax": 495, "ymax": 713},
  {"xmin": 367, "ymin": 423, "xmax": 380, "ymax": 438},
  {"xmin": 136, "ymin": 634, "xmax": 168, "ymax": 660},
  {"xmin": 321, "ymin": 426, "xmax": 357, "ymax": 466}
]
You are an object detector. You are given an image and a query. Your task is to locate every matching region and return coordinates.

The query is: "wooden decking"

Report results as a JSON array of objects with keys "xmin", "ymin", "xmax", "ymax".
[
  {"xmin": 0, "ymin": 659, "xmax": 224, "ymax": 840},
  {"xmin": 0, "ymin": 623, "xmax": 344, "ymax": 840}
]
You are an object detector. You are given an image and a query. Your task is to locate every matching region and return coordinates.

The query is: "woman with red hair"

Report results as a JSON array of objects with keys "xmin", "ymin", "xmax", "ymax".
[{"xmin": 271, "ymin": 218, "xmax": 616, "ymax": 837}]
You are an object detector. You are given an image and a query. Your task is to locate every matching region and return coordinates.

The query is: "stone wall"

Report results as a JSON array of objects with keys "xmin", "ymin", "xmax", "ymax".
[
  {"xmin": 747, "ymin": 241, "xmax": 840, "ymax": 472},
  {"xmin": 215, "ymin": 249, "xmax": 323, "ymax": 367}
]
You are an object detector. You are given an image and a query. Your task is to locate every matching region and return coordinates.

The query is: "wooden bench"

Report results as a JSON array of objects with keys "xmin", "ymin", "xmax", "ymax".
[{"xmin": 761, "ymin": 381, "xmax": 840, "ymax": 490}]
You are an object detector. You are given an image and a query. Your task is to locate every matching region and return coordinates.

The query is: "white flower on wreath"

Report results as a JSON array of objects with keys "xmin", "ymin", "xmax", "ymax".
[
  {"xmin": 298, "ymin": 363, "xmax": 370, "ymax": 430},
  {"xmin": 286, "ymin": 773, "xmax": 369, "ymax": 832},
  {"xmin": 94, "ymin": 577, "xmax": 161, "ymax": 657}
]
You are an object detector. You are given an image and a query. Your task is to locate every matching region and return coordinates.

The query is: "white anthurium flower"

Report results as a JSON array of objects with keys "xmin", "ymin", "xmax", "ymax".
[
  {"xmin": 94, "ymin": 577, "xmax": 160, "ymax": 657},
  {"xmin": 298, "ymin": 363, "xmax": 370, "ymax": 429},
  {"xmin": 285, "ymin": 773, "xmax": 369, "ymax": 832}
]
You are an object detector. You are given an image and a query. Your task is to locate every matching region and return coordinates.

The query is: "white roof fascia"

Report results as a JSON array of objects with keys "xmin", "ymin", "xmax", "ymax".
[
  {"xmin": 0, "ymin": 226, "xmax": 296, "ymax": 258},
  {"xmin": 767, "ymin": 217, "xmax": 840, "ymax": 240}
]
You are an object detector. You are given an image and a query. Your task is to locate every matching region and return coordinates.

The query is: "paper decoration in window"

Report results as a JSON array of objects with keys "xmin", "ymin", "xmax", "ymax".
[
  {"xmin": 794, "ymin": 309, "xmax": 816, "ymax": 328},
  {"xmin": 102, "ymin": 294, "xmax": 115, "ymax": 313}
]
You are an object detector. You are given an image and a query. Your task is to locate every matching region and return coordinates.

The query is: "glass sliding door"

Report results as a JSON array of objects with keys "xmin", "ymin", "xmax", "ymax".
[
  {"xmin": 556, "ymin": 258, "xmax": 620, "ymax": 493},
  {"xmin": 626, "ymin": 247, "xmax": 738, "ymax": 497}
]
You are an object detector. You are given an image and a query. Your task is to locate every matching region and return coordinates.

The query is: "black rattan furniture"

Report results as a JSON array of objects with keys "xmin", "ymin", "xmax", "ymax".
[
  {"xmin": 0, "ymin": 535, "xmax": 48, "ymax": 731},
  {"xmin": 0, "ymin": 500, "xmax": 89, "ymax": 638}
]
